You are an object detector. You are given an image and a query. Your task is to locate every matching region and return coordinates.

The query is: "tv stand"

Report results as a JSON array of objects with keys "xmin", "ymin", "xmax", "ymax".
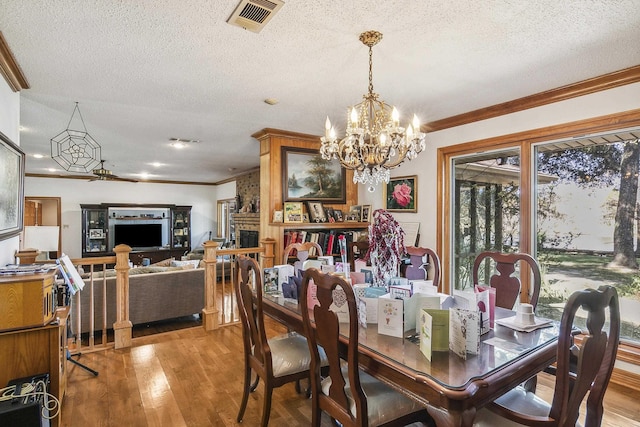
[{"xmin": 81, "ymin": 204, "xmax": 191, "ymax": 262}]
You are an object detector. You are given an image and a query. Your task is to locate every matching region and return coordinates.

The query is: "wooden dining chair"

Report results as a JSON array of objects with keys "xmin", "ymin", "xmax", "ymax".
[
  {"xmin": 474, "ymin": 285, "xmax": 620, "ymax": 427},
  {"xmin": 472, "ymin": 251, "xmax": 542, "ymax": 309},
  {"xmin": 235, "ymin": 255, "xmax": 321, "ymax": 427},
  {"xmin": 300, "ymin": 268, "xmax": 434, "ymax": 427},
  {"xmin": 404, "ymin": 246, "xmax": 442, "ymax": 289},
  {"xmin": 282, "ymin": 241, "xmax": 324, "ymax": 265}
]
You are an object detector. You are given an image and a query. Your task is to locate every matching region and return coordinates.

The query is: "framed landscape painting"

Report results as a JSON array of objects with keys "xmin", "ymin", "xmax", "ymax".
[
  {"xmin": 384, "ymin": 175, "xmax": 417, "ymax": 212},
  {"xmin": 282, "ymin": 147, "xmax": 346, "ymax": 203},
  {"xmin": 0, "ymin": 132, "xmax": 25, "ymax": 241}
]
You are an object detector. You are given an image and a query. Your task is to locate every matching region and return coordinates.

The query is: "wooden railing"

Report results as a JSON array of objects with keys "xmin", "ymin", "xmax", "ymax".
[
  {"xmin": 66, "ymin": 239, "xmax": 276, "ymax": 353},
  {"xmin": 68, "ymin": 244, "xmax": 131, "ymax": 354},
  {"xmin": 201, "ymin": 237, "xmax": 275, "ymax": 330}
]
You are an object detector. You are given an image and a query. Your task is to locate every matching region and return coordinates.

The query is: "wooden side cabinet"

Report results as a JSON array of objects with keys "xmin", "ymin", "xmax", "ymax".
[{"xmin": 0, "ymin": 304, "xmax": 68, "ymax": 427}]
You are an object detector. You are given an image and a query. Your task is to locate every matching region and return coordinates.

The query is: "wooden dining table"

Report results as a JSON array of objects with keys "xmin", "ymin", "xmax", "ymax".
[{"xmin": 260, "ymin": 293, "xmax": 560, "ymax": 427}]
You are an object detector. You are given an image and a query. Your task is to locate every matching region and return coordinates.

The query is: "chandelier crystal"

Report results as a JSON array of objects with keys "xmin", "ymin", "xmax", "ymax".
[{"xmin": 320, "ymin": 30, "xmax": 426, "ymax": 192}]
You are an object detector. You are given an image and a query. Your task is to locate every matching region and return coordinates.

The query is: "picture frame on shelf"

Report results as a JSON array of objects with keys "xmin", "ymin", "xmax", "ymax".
[
  {"xmin": 325, "ymin": 206, "xmax": 335, "ymax": 223},
  {"xmin": 361, "ymin": 205, "xmax": 372, "ymax": 222},
  {"xmin": 89, "ymin": 229, "xmax": 104, "ymax": 238},
  {"xmin": 284, "ymin": 202, "xmax": 304, "ymax": 223},
  {"xmin": 282, "ymin": 146, "xmax": 346, "ymax": 203},
  {"xmin": 307, "ymin": 201, "xmax": 327, "ymax": 223},
  {"xmin": 346, "ymin": 205, "xmax": 362, "ymax": 222},
  {"xmin": 333, "ymin": 209, "xmax": 344, "ymax": 222},
  {"xmin": 272, "ymin": 210, "xmax": 284, "ymax": 223},
  {"xmin": 384, "ymin": 175, "xmax": 417, "ymax": 212},
  {"xmin": 0, "ymin": 131, "xmax": 25, "ymax": 242}
]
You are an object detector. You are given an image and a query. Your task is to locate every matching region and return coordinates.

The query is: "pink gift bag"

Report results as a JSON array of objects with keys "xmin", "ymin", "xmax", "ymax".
[{"xmin": 475, "ymin": 285, "xmax": 496, "ymax": 328}]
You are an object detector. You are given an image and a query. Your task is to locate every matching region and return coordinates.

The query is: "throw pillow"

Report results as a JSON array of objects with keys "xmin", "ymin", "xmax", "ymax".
[
  {"xmin": 150, "ymin": 258, "xmax": 174, "ymax": 267},
  {"xmin": 170, "ymin": 259, "xmax": 201, "ymax": 269}
]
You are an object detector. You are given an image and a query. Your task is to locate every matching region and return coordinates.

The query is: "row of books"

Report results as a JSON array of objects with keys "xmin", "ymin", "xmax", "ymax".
[{"xmin": 284, "ymin": 229, "xmax": 368, "ymax": 258}]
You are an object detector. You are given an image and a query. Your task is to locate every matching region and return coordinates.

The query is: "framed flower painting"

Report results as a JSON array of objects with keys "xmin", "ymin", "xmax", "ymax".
[{"xmin": 384, "ymin": 175, "xmax": 417, "ymax": 212}]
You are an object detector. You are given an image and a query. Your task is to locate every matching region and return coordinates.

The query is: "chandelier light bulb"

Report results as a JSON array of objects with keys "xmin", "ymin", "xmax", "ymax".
[
  {"xmin": 392, "ymin": 107, "xmax": 400, "ymax": 127},
  {"xmin": 350, "ymin": 107, "xmax": 358, "ymax": 126},
  {"xmin": 325, "ymin": 116, "xmax": 332, "ymax": 138},
  {"xmin": 412, "ymin": 114, "xmax": 420, "ymax": 132}
]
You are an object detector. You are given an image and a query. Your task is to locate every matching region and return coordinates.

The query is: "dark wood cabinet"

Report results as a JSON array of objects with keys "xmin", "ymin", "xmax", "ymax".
[{"xmin": 81, "ymin": 204, "xmax": 192, "ymax": 261}]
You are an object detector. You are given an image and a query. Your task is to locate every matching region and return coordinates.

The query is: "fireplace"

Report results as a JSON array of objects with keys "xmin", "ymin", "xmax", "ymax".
[
  {"xmin": 233, "ymin": 212, "xmax": 260, "ymax": 248},
  {"xmin": 239, "ymin": 230, "xmax": 259, "ymax": 249}
]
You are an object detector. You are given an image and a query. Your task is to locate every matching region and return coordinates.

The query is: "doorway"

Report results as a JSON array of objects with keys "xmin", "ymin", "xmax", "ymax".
[{"xmin": 23, "ymin": 196, "xmax": 62, "ymax": 259}]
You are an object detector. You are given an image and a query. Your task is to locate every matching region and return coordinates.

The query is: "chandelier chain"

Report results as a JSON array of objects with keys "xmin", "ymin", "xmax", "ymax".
[{"xmin": 368, "ymin": 44, "xmax": 374, "ymax": 96}]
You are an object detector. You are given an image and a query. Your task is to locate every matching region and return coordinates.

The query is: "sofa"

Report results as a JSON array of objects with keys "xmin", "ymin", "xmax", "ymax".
[{"xmin": 72, "ymin": 265, "xmax": 205, "ymax": 334}]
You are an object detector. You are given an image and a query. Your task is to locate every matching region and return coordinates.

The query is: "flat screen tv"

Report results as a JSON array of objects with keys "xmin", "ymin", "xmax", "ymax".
[{"xmin": 113, "ymin": 224, "xmax": 162, "ymax": 248}]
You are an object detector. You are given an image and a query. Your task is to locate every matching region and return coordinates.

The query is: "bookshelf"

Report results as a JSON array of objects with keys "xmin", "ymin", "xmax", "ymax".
[
  {"xmin": 253, "ymin": 128, "xmax": 360, "ymax": 259},
  {"xmin": 278, "ymin": 222, "xmax": 369, "ymax": 263}
]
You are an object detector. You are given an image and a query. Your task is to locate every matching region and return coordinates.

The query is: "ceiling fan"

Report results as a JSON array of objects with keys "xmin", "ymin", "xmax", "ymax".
[{"xmin": 90, "ymin": 160, "xmax": 138, "ymax": 182}]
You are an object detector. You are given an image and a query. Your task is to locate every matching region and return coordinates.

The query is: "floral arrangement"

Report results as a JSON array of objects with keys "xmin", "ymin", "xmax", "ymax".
[{"xmin": 368, "ymin": 209, "xmax": 405, "ymax": 287}]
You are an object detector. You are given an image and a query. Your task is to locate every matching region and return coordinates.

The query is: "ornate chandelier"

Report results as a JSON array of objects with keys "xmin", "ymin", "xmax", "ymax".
[{"xmin": 320, "ymin": 30, "xmax": 426, "ymax": 192}]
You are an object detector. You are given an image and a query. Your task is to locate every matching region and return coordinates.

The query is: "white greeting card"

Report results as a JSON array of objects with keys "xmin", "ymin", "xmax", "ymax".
[
  {"xmin": 273, "ymin": 264, "xmax": 294, "ymax": 288},
  {"xmin": 377, "ymin": 294, "xmax": 404, "ymax": 337},
  {"xmin": 419, "ymin": 308, "xmax": 450, "ymax": 361},
  {"xmin": 409, "ymin": 280, "xmax": 436, "ymax": 295},
  {"xmin": 404, "ymin": 293, "xmax": 442, "ymax": 331},
  {"xmin": 449, "ymin": 308, "xmax": 480, "ymax": 360}
]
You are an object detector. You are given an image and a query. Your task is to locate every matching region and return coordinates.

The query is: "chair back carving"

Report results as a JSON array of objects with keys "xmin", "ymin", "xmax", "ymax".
[
  {"xmin": 282, "ymin": 242, "xmax": 324, "ymax": 265},
  {"xmin": 472, "ymin": 251, "xmax": 541, "ymax": 309},
  {"xmin": 551, "ymin": 285, "xmax": 620, "ymax": 427},
  {"xmin": 404, "ymin": 246, "xmax": 441, "ymax": 289},
  {"xmin": 300, "ymin": 268, "xmax": 365, "ymax": 426},
  {"xmin": 235, "ymin": 256, "xmax": 272, "ymax": 374}
]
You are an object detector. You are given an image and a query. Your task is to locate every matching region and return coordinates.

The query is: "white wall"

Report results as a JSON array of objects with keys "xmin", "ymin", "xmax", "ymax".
[
  {"xmin": 359, "ymin": 82, "xmax": 640, "ymax": 249},
  {"xmin": 25, "ymin": 177, "xmax": 219, "ymax": 258},
  {"xmin": 0, "ymin": 79, "xmax": 21, "ymax": 266}
]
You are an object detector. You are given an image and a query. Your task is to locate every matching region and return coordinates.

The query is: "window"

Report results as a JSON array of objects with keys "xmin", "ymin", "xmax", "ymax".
[
  {"xmin": 217, "ymin": 199, "xmax": 236, "ymax": 246},
  {"xmin": 440, "ymin": 110, "xmax": 640, "ymax": 381},
  {"xmin": 451, "ymin": 150, "xmax": 521, "ymax": 291}
]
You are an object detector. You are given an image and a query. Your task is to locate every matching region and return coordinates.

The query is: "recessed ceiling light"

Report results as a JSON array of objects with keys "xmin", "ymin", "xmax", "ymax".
[
  {"xmin": 33, "ymin": 153, "xmax": 45, "ymax": 159},
  {"xmin": 264, "ymin": 98, "xmax": 278, "ymax": 105},
  {"xmin": 169, "ymin": 137, "xmax": 201, "ymax": 149}
]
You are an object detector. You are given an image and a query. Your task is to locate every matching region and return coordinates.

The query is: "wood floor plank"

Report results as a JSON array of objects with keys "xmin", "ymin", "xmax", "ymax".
[{"xmin": 60, "ymin": 318, "xmax": 640, "ymax": 427}]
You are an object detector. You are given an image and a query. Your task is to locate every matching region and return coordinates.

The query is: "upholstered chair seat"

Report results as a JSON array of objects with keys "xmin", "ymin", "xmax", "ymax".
[
  {"xmin": 321, "ymin": 365, "xmax": 426, "ymax": 426},
  {"xmin": 267, "ymin": 332, "xmax": 327, "ymax": 378},
  {"xmin": 473, "ymin": 386, "xmax": 581, "ymax": 426}
]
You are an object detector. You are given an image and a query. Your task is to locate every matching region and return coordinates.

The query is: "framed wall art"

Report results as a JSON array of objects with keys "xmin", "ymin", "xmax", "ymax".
[
  {"xmin": 282, "ymin": 147, "xmax": 346, "ymax": 203},
  {"xmin": 384, "ymin": 175, "xmax": 417, "ymax": 212},
  {"xmin": 0, "ymin": 132, "xmax": 25, "ymax": 241}
]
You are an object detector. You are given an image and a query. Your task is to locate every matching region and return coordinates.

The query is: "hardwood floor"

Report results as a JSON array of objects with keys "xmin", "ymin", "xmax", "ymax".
[{"xmin": 60, "ymin": 318, "xmax": 640, "ymax": 427}]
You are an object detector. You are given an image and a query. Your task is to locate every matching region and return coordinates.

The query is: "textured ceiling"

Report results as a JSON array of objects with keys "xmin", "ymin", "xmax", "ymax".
[{"xmin": 2, "ymin": 0, "xmax": 640, "ymax": 184}]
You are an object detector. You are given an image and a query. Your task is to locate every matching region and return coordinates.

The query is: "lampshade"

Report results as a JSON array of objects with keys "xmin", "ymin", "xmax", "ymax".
[{"xmin": 23, "ymin": 226, "xmax": 60, "ymax": 252}]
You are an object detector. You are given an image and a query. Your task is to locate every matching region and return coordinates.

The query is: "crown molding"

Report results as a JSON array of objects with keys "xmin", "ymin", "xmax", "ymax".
[
  {"xmin": 0, "ymin": 31, "xmax": 29, "ymax": 92},
  {"xmin": 425, "ymin": 65, "xmax": 640, "ymax": 133}
]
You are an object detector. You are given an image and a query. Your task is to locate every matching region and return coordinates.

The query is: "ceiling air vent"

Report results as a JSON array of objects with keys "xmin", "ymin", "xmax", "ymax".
[{"xmin": 227, "ymin": 0, "xmax": 284, "ymax": 33}]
